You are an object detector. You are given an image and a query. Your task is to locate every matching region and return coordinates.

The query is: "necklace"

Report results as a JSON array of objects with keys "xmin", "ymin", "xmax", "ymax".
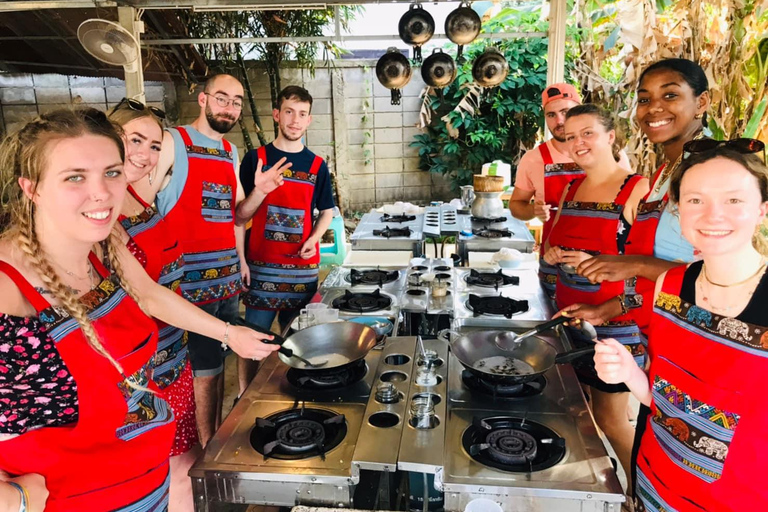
[
  {"xmin": 702, "ymin": 261, "xmax": 767, "ymax": 287},
  {"xmin": 696, "ymin": 262, "xmax": 766, "ymax": 314},
  {"xmin": 57, "ymin": 261, "xmax": 96, "ymax": 290},
  {"xmin": 653, "ymin": 131, "xmax": 705, "ymax": 195}
]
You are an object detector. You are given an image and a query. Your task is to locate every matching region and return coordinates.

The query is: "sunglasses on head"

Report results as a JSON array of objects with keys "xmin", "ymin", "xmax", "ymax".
[
  {"xmin": 684, "ymin": 138, "xmax": 765, "ymax": 160},
  {"xmin": 545, "ymin": 87, "xmax": 575, "ymax": 100},
  {"xmin": 111, "ymin": 97, "xmax": 166, "ymax": 120}
]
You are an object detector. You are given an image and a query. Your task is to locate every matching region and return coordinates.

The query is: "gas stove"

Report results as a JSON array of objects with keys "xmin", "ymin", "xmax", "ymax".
[
  {"xmin": 455, "ymin": 267, "xmax": 539, "ymax": 294},
  {"xmin": 453, "ymin": 291, "xmax": 551, "ymax": 324},
  {"xmin": 456, "ymin": 213, "xmax": 534, "ymax": 262},
  {"xmin": 320, "ymin": 265, "xmax": 408, "ymax": 293},
  {"xmin": 322, "ymin": 288, "xmax": 399, "ymax": 316},
  {"xmin": 438, "ymin": 326, "xmax": 625, "ymax": 511},
  {"xmin": 351, "ymin": 210, "xmax": 424, "ymax": 253}
]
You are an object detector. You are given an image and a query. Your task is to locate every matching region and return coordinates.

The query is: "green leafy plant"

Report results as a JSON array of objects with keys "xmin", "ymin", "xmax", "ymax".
[{"xmin": 409, "ymin": 8, "xmax": 550, "ymax": 191}]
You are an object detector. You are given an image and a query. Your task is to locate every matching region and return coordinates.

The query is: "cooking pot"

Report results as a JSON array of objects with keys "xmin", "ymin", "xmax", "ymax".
[
  {"xmin": 472, "ymin": 47, "xmax": 509, "ymax": 88},
  {"xmin": 471, "ymin": 191, "xmax": 505, "ymax": 219},
  {"xmin": 421, "ymin": 48, "xmax": 457, "ymax": 90},
  {"xmin": 376, "ymin": 47, "xmax": 412, "ymax": 105},
  {"xmin": 445, "ymin": 1, "xmax": 481, "ymax": 63},
  {"xmin": 398, "ymin": 3, "xmax": 435, "ymax": 62}
]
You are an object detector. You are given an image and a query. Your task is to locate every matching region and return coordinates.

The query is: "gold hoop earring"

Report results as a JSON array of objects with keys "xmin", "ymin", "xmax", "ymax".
[{"xmin": 694, "ymin": 113, "xmax": 703, "ymax": 119}]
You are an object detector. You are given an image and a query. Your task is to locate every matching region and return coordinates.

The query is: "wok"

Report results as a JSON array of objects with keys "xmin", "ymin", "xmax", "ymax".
[
  {"xmin": 235, "ymin": 318, "xmax": 378, "ymax": 371},
  {"xmin": 439, "ymin": 328, "xmax": 595, "ymax": 385}
]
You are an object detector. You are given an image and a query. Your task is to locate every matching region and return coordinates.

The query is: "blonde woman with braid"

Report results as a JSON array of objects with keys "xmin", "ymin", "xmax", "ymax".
[{"xmin": 0, "ymin": 108, "xmax": 279, "ymax": 512}]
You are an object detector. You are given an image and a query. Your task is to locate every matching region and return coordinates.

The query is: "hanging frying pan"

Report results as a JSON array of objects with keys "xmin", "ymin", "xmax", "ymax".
[
  {"xmin": 398, "ymin": 3, "xmax": 435, "ymax": 63},
  {"xmin": 472, "ymin": 46, "xmax": 509, "ymax": 88},
  {"xmin": 376, "ymin": 47, "xmax": 412, "ymax": 105},
  {"xmin": 445, "ymin": 1, "xmax": 481, "ymax": 63},
  {"xmin": 421, "ymin": 48, "xmax": 457, "ymax": 102}
]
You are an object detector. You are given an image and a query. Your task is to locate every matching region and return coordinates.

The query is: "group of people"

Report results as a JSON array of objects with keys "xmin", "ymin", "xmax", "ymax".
[
  {"xmin": 511, "ymin": 58, "xmax": 768, "ymax": 511},
  {"xmin": 0, "ymin": 75, "xmax": 332, "ymax": 511}
]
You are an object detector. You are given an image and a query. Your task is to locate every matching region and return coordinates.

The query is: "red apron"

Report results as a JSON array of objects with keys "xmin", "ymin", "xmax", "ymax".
[
  {"xmin": 119, "ymin": 185, "xmax": 188, "ymax": 390},
  {"xmin": 161, "ymin": 126, "xmax": 241, "ymax": 305},
  {"xmin": 538, "ymin": 143, "xmax": 585, "ymax": 298},
  {"xmin": 623, "ymin": 164, "xmax": 668, "ymax": 336},
  {"xmin": 636, "ymin": 265, "xmax": 768, "ymax": 511},
  {"xmin": 244, "ymin": 145, "xmax": 321, "ymax": 311},
  {"xmin": 0, "ymin": 255, "xmax": 174, "ymax": 512},
  {"xmin": 550, "ymin": 175, "xmax": 647, "ymax": 367}
]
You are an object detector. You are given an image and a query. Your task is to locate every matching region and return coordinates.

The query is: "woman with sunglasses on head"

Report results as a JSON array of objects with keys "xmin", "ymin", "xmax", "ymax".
[
  {"xmin": 108, "ymin": 100, "xmax": 196, "ymax": 512},
  {"xmin": 594, "ymin": 142, "xmax": 768, "ymax": 511},
  {"xmin": 0, "ymin": 108, "xmax": 279, "ymax": 512},
  {"xmin": 542, "ymin": 104, "xmax": 649, "ymax": 491}
]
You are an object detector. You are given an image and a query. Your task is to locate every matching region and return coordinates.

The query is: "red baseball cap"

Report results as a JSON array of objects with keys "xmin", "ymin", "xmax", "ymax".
[{"xmin": 542, "ymin": 83, "xmax": 581, "ymax": 107}]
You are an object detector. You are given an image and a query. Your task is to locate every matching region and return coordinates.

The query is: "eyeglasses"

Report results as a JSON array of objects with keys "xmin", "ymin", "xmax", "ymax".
[
  {"xmin": 684, "ymin": 138, "xmax": 765, "ymax": 160},
  {"xmin": 205, "ymin": 93, "xmax": 243, "ymax": 110},
  {"xmin": 111, "ymin": 97, "xmax": 166, "ymax": 120}
]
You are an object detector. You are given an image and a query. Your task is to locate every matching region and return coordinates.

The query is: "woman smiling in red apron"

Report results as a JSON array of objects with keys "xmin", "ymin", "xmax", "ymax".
[
  {"xmin": 0, "ymin": 109, "xmax": 279, "ymax": 511},
  {"xmin": 544, "ymin": 104, "xmax": 649, "ymax": 493},
  {"xmin": 595, "ymin": 142, "xmax": 768, "ymax": 511}
]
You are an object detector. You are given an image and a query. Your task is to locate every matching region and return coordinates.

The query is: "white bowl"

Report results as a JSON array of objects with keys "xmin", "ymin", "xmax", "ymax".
[{"xmin": 497, "ymin": 258, "xmax": 521, "ymax": 269}]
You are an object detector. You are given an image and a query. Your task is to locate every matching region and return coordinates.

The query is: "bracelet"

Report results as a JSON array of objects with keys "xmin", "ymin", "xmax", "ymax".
[
  {"xmin": 616, "ymin": 294, "xmax": 629, "ymax": 316},
  {"xmin": 7, "ymin": 482, "xmax": 28, "ymax": 512},
  {"xmin": 221, "ymin": 321, "xmax": 230, "ymax": 350}
]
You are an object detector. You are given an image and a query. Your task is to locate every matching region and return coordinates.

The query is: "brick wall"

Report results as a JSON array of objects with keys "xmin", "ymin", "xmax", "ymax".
[
  {"xmin": 1, "ymin": 62, "xmax": 454, "ymax": 212},
  {"xmin": 0, "ymin": 72, "xmax": 172, "ymax": 136}
]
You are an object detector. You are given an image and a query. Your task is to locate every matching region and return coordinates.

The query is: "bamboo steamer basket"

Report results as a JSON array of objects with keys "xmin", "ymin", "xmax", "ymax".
[{"xmin": 473, "ymin": 174, "xmax": 505, "ymax": 192}]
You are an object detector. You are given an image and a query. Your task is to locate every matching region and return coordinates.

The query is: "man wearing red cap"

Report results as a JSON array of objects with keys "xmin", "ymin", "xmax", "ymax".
[{"xmin": 509, "ymin": 83, "xmax": 630, "ymax": 297}]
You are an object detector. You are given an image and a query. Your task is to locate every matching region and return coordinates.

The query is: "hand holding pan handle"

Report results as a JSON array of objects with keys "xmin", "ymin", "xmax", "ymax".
[
  {"xmin": 234, "ymin": 318, "xmax": 328, "ymax": 368},
  {"xmin": 234, "ymin": 318, "xmax": 290, "ymax": 356},
  {"xmin": 554, "ymin": 345, "xmax": 596, "ymax": 364}
]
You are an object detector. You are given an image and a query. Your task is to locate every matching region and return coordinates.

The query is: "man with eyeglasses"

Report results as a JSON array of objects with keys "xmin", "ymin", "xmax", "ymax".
[
  {"xmin": 509, "ymin": 83, "xmax": 631, "ymax": 297},
  {"xmin": 150, "ymin": 73, "xmax": 252, "ymax": 447},
  {"xmin": 235, "ymin": 86, "xmax": 335, "ymax": 385}
]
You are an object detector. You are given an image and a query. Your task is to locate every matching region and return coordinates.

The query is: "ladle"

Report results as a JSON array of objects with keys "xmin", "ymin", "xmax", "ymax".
[{"xmin": 494, "ymin": 316, "xmax": 597, "ymax": 351}]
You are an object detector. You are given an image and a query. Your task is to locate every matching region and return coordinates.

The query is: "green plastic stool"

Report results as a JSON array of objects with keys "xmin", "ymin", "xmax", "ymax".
[{"xmin": 320, "ymin": 211, "xmax": 347, "ymax": 266}]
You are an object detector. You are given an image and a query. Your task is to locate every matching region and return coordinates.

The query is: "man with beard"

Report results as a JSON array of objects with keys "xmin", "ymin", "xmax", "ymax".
[
  {"xmin": 509, "ymin": 83, "xmax": 631, "ymax": 297},
  {"xmin": 235, "ymin": 86, "xmax": 335, "ymax": 384},
  {"xmin": 151, "ymin": 74, "xmax": 260, "ymax": 446}
]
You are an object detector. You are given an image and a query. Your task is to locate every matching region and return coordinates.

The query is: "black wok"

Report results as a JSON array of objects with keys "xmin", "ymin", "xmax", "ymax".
[
  {"xmin": 440, "ymin": 329, "xmax": 595, "ymax": 384},
  {"xmin": 235, "ymin": 318, "xmax": 378, "ymax": 371}
]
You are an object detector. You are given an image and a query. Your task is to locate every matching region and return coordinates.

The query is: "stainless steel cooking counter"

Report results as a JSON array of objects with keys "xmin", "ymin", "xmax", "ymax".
[{"xmin": 191, "ymin": 264, "xmax": 625, "ymax": 511}]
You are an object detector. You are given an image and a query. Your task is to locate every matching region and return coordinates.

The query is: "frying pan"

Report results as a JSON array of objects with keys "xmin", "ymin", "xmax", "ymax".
[
  {"xmin": 439, "ymin": 328, "xmax": 595, "ymax": 384},
  {"xmin": 235, "ymin": 318, "xmax": 378, "ymax": 371},
  {"xmin": 494, "ymin": 316, "xmax": 597, "ymax": 349}
]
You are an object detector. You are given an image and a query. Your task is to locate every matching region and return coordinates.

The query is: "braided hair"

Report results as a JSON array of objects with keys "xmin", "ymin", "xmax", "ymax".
[{"xmin": 0, "ymin": 108, "xmax": 146, "ymax": 381}]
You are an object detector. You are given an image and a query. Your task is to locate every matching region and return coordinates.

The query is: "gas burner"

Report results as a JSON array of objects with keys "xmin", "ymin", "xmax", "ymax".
[
  {"xmin": 349, "ymin": 268, "xmax": 400, "ymax": 286},
  {"xmin": 465, "ymin": 269, "xmax": 520, "ymax": 290},
  {"xmin": 471, "ymin": 216, "xmax": 507, "ymax": 224},
  {"xmin": 434, "ymin": 273, "xmax": 452, "ymax": 280},
  {"xmin": 407, "ymin": 289, "xmax": 426, "ymax": 296},
  {"xmin": 381, "ymin": 214, "xmax": 416, "ymax": 223},
  {"xmin": 461, "ymin": 370, "xmax": 546, "ymax": 399},
  {"xmin": 286, "ymin": 359, "xmax": 368, "ymax": 390},
  {"xmin": 251, "ymin": 407, "xmax": 347, "ymax": 461},
  {"xmin": 374, "ymin": 226, "xmax": 411, "ymax": 238},
  {"xmin": 333, "ymin": 289, "xmax": 392, "ymax": 313},
  {"xmin": 463, "ymin": 416, "xmax": 565, "ymax": 472},
  {"xmin": 411, "ymin": 265, "xmax": 428, "ymax": 271},
  {"xmin": 473, "ymin": 228, "xmax": 512, "ymax": 238},
  {"xmin": 467, "ymin": 294, "xmax": 529, "ymax": 318},
  {"xmin": 434, "ymin": 265, "xmax": 451, "ymax": 271}
]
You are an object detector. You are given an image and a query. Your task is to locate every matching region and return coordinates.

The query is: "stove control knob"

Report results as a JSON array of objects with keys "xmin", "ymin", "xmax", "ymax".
[{"xmin": 375, "ymin": 382, "xmax": 400, "ymax": 403}]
